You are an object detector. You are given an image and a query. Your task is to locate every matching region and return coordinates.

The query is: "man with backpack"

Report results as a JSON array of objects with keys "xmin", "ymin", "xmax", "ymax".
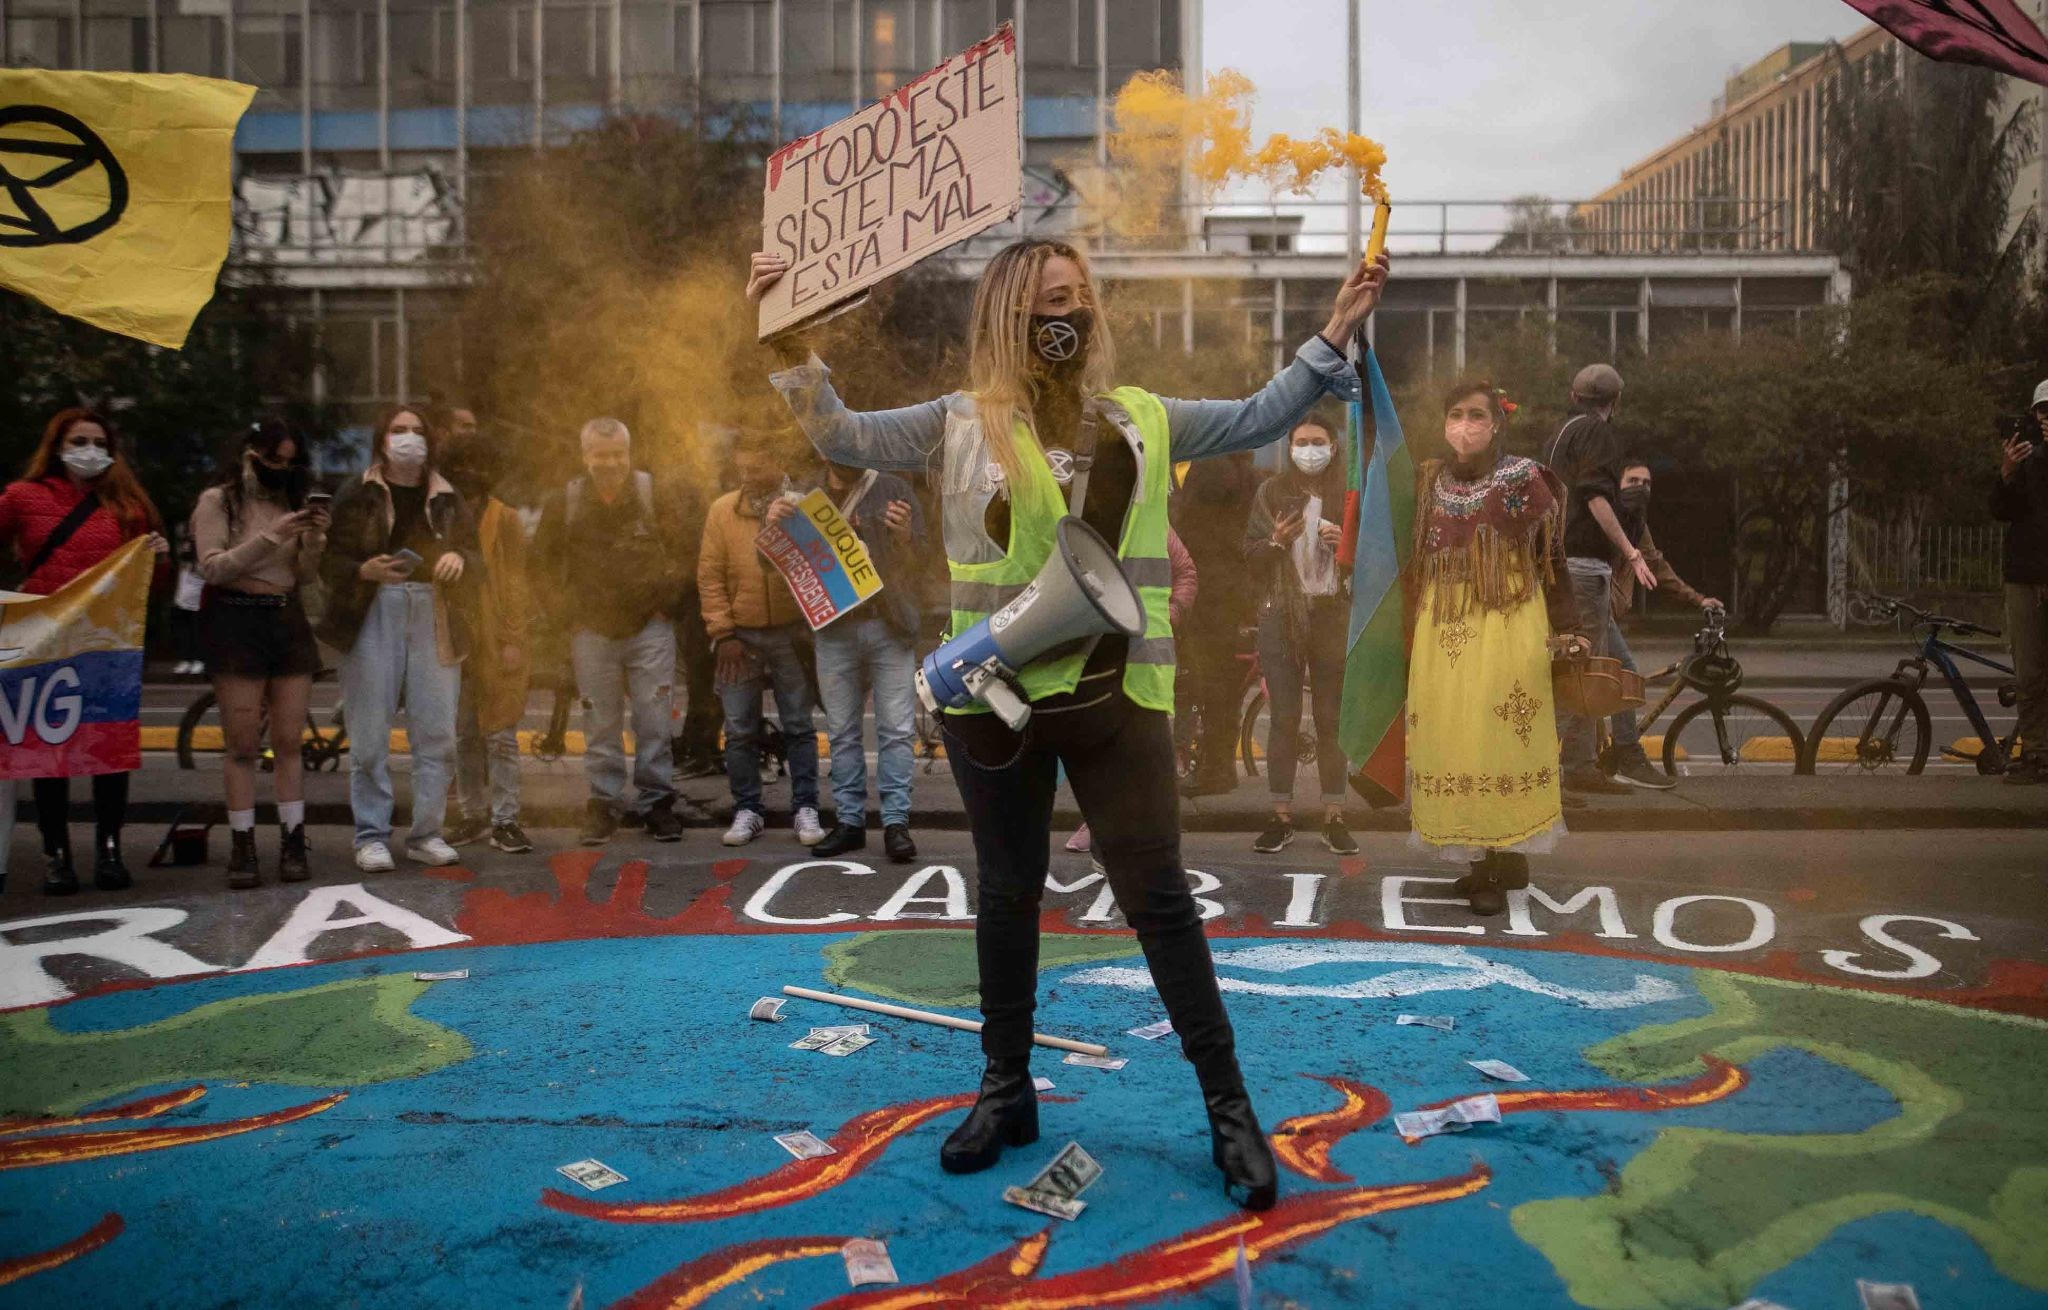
[{"xmin": 531, "ymin": 418, "xmax": 690, "ymax": 844}]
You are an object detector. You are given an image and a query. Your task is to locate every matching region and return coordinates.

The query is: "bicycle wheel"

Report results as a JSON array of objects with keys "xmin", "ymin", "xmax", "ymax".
[
  {"xmin": 1802, "ymin": 680, "xmax": 1931, "ymax": 775},
  {"xmin": 175, "ymin": 691, "xmax": 218, "ymax": 770},
  {"xmin": 1237, "ymin": 690, "xmax": 1266, "ymax": 779},
  {"xmin": 1660, "ymin": 694, "xmax": 1807, "ymax": 777}
]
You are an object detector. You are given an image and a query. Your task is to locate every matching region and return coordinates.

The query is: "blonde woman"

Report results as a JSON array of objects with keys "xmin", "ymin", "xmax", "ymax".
[{"xmin": 748, "ymin": 239, "xmax": 1387, "ymax": 1211}]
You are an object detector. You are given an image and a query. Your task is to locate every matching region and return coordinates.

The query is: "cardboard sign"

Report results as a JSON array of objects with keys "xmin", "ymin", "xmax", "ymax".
[
  {"xmin": 757, "ymin": 24, "xmax": 1021, "ymax": 339},
  {"xmin": 755, "ymin": 490, "xmax": 885, "ymax": 630}
]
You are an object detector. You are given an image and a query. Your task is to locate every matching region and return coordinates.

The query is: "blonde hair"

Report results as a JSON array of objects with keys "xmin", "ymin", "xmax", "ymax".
[{"xmin": 967, "ymin": 239, "xmax": 1116, "ymax": 483}]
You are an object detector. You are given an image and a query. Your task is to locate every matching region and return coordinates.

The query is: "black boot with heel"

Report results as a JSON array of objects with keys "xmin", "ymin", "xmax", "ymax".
[
  {"xmin": 42, "ymin": 845, "xmax": 79, "ymax": 896},
  {"xmin": 93, "ymin": 834, "xmax": 132, "ymax": 891},
  {"xmin": 226, "ymin": 829, "xmax": 260, "ymax": 890},
  {"xmin": 1205, "ymin": 1085, "xmax": 1279, "ymax": 1211},
  {"xmin": 939, "ymin": 1056, "xmax": 1038, "ymax": 1175}
]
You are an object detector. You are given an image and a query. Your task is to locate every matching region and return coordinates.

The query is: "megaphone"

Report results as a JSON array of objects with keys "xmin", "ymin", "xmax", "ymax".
[{"xmin": 916, "ymin": 516, "xmax": 1146, "ymax": 731}]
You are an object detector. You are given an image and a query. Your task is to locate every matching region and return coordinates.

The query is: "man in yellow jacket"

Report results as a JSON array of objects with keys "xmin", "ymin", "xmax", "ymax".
[
  {"xmin": 439, "ymin": 407, "xmax": 535, "ymax": 853},
  {"xmin": 698, "ymin": 429, "xmax": 823, "ymax": 848}
]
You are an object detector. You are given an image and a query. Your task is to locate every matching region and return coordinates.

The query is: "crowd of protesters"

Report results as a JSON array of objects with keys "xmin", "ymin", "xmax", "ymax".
[{"xmin": 22, "ymin": 355, "xmax": 2025, "ymax": 897}]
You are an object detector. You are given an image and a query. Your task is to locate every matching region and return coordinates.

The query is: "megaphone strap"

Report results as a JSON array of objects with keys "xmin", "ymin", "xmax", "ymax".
[{"xmin": 936, "ymin": 711, "xmax": 1031, "ymax": 773}]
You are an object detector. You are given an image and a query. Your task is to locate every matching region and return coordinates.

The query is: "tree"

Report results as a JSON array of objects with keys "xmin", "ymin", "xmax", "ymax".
[
  {"xmin": 1625, "ymin": 286, "xmax": 1992, "ymax": 631},
  {"xmin": 1492, "ymin": 196, "xmax": 1589, "ymax": 255}
]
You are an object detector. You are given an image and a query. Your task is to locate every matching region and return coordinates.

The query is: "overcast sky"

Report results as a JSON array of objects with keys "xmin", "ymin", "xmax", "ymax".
[{"xmin": 1201, "ymin": 0, "xmax": 1870, "ymax": 220}]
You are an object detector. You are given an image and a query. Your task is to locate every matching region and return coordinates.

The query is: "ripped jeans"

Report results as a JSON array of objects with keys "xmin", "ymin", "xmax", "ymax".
[{"xmin": 571, "ymin": 617, "xmax": 678, "ymax": 816}]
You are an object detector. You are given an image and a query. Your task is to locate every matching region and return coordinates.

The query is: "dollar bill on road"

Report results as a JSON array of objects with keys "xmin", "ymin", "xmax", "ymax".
[
  {"xmin": 1467, "ymin": 1059, "xmax": 1529, "ymax": 1082},
  {"xmin": 1023, "ymin": 1142, "xmax": 1103, "ymax": 1201},
  {"xmin": 1003, "ymin": 1185, "xmax": 1087, "ymax": 1221},
  {"xmin": 555, "ymin": 1159, "xmax": 627, "ymax": 1191},
  {"xmin": 1857, "ymin": 1282, "xmax": 1921, "ymax": 1310},
  {"xmin": 1127, "ymin": 1019, "xmax": 1175, "ymax": 1040},
  {"xmin": 1395, "ymin": 1014, "xmax": 1456, "ymax": 1031},
  {"xmin": 810, "ymin": 1024, "xmax": 871, "ymax": 1037},
  {"xmin": 1033, "ymin": 1077, "xmax": 1056, "ymax": 1092},
  {"xmin": 1393, "ymin": 1094, "xmax": 1502, "ymax": 1140},
  {"xmin": 819, "ymin": 1032, "xmax": 875, "ymax": 1057},
  {"xmin": 414, "ymin": 969, "xmax": 469, "ymax": 981},
  {"xmin": 749, "ymin": 997, "xmax": 787, "ymax": 1022},
  {"xmin": 842, "ymin": 1238, "xmax": 898, "ymax": 1287},
  {"xmin": 1063, "ymin": 1052, "xmax": 1127, "ymax": 1071},
  {"xmin": 773, "ymin": 1131, "xmax": 837, "ymax": 1160},
  {"xmin": 790, "ymin": 1032, "xmax": 837, "ymax": 1051}
]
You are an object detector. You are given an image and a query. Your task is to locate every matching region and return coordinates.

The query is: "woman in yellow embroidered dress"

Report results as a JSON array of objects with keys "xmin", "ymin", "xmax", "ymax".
[{"xmin": 1406, "ymin": 381, "xmax": 1588, "ymax": 916}]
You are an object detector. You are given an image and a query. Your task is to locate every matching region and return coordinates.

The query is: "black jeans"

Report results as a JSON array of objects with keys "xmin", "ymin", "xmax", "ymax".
[
  {"xmin": 34, "ymin": 772, "xmax": 129, "ymax": 853},
  {"xmin": 1255, "ymin": 599, "xmax": 1351, "ymax": 803},
  {"xmin": 945, "ymin": 691, "xmax": 1246, "ymax": 1094}
]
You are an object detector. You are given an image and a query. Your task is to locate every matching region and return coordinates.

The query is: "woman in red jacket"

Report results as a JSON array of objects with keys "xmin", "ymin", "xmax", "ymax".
[{"xmin": 0, "ymin": 407, "xmax": 168, "ymax": 895}]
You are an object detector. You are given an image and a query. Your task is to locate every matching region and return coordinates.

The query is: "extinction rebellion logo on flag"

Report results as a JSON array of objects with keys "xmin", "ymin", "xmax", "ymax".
[{"xmin": 0, "ymin": 103, "xmax": 130, "ymax": 247}]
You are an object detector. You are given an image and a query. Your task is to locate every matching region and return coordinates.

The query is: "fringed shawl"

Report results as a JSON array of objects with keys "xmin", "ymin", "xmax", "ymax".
[{"xmin": 1409, "ymin": 454, "xmax": 1564, "ymax": 623}]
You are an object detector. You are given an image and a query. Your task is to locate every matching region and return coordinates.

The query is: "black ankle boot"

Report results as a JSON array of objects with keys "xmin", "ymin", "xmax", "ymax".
[
  {"xmin": 94, "ymin": 835, "xmax": 132, "ymax": 891},
  {"xmin": 227, "ymin": 829, "xmax": 261, "ymax": 889},
  {"xmin": 278, "ymin": 825, "xmax": 310, "ymax": 882},
  {"xmin": 939, "ymin": 1056, "xmax": 1037, "ymax": 1175},
  {"xmin": 1205, "ymin": 1086, "xmax": 1278, "ymax": 1211},
  {"xmin": 42, "ymin": 847, "xmax": 79, "ymax": 896}
]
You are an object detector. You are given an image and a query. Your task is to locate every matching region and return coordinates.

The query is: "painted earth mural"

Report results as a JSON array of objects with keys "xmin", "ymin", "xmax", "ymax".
[{"xmin": 2, "ymin": 852, "xmax": 2046, "ymax": 1309}]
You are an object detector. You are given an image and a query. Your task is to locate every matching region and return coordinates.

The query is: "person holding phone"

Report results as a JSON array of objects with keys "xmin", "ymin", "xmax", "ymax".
[
  {"xmin": 1994, "ymin": 383, "xmax": 2048, "ymax": 784},
  {"xmin": 189, "ymin": 421, "xmax": 328, "ymax": 887},
  {"xmin": 317, "ymin": 407, "xmax": 481, "ymax": 871}
]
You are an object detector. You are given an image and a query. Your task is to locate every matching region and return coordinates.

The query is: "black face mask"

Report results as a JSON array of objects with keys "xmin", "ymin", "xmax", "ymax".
[
  {"xmin": 1029, "ymin": 309, "xmax": 1092, "ymax": 373},
  {"xmin": 1618, "ymin": 485, "xmax": 1652, "ymax": 516},
  {"xmin": 251, "ymin": 459, "xmax": 305, "ymax": 499}
]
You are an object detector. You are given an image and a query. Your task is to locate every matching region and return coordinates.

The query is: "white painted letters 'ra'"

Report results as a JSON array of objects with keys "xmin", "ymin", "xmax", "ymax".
[
  {"xmin": 0, "ymin": 907, "xmax": 222, "ymax": 1008},
  {"xmin": 240, "ymin": 883, "xmax": 469, "ymax": 970},
  {"xmin": 1820, "ymin": 914, "xmax": 1980, "ymax": 980}
]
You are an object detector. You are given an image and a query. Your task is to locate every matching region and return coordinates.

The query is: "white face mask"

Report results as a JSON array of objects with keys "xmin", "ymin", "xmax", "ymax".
[
  {"xmin": 1291, "ymin": 444, "xmax": 1333, "ymax": 476},
  {"xmin": 61, "ymin": 445, "xmax": 115, "ymax": 479},
  {"xmin": 385, "ymin": 432, "xmax": 429, "ymax": 469}
]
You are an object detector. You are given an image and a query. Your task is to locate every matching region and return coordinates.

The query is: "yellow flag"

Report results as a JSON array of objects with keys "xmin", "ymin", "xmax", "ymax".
[{"xmin": 0, "ymin": 70, "xmax": 255, "ymax": 349}]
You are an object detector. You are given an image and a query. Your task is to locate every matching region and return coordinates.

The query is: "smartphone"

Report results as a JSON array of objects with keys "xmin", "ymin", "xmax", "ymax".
[
  {"xmin": 1998, "ymin": 414, "xmax": 2031, "ymax": 442},
  {"xmin": 305, "ymin": 491, "xmax": 332, "ymax": 508},
  {"xmin": 391, "ymin": 547, "xmax": 423, "ymax": 574}
]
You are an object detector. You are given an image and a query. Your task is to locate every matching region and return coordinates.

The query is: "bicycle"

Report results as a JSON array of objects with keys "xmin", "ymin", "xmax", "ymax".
[
  {"xmin": 174, "ymin": 672, "xmax": 348, "ymax": 772},
  {"xmin": 1624, "ymin": 604, "xmax": 1809, "ymax": 777},
  {"xmin": 1172, "ymin": 625, "xmax": 1317, "ymax": 785},
  {"xmin": 1802, "ymin": 595, "xmax": 2019, "ymax": 776}
]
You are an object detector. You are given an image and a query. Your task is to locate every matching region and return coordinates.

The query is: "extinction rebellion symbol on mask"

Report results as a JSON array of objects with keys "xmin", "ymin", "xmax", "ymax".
[
  {"xmin": 0, "ymin": 106, "xmax": 130, "ymax": 248},
  {"xmin": 1034, "ymin": 317, "xmax": 1081, "ymax": 363}
]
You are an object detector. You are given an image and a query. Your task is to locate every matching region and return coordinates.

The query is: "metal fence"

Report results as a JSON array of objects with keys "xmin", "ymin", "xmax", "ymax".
[{"xmin": 1849, "ymin": 517, "xmax": 2007, "ymax": 595}]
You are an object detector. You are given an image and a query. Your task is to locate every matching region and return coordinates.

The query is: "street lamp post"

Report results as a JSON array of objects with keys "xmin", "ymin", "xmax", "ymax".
[{"xmin": 1345, "ymin": 0, "xmax": 1361, "ymax": 265}]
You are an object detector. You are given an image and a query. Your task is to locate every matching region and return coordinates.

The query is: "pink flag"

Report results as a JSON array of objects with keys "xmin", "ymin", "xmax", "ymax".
[{"xmin": 1841, "ymin": 1, "xmax": 2048, "ymax": 86}]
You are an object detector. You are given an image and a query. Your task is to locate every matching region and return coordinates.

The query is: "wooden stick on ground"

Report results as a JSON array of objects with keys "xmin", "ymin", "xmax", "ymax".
[{"xmin": 781, "ymin": 985, "xmax": 1111, "ymax": 1058}]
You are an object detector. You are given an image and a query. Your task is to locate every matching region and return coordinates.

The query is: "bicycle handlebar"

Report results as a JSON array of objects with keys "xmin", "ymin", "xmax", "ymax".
[{"xmin": 1856, "ymin": 594, "xmax": 2002, "ymax": 639}]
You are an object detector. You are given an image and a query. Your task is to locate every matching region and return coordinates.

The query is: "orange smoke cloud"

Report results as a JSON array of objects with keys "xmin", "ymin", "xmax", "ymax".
[{"xmin": 1107, "ymin": 69, "xmax": 1389, "ymax": 200}]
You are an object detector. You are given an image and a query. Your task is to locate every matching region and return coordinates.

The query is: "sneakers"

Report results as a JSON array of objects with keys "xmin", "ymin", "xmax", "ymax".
[
  {"xmin": 580, "ymin": 799, "xmax": 618, "ymax": 847},
  {"xmin": 173, "ymin": 659, "xmax": 206, "ymax": 676},
  {"xmin": 1562, "ymin": 767, "xmax": 1631, "ymax": 796},
  {"xmin": 406, "ymin": 837, "xmax": 461, "ymax": 867},
  {"xmin": 1252, "ymin": 821, "xmax": 1294, "ymax": 854},
  {"xmin": 445, "ymin": 811, "xmax": 490, "ymax": 846},
  {"xmin": 1609, "ymin": 757, "xmax": 1677, "ymax": 791},
  {"xmin": 1321, "ymin": 817, "xmax": 1359, "ymax": 855},
  {"xmin": 490, "ymin": 821, "xmax": 534, "ymax": 853},
  {"xmin": 723, "ymin": 809, "xmax": 766, "ymax": 847},
  {"xmin": 645, "ymin": 804, "xmax": 684, "ymax": 842},
  {"xmin": 355, "ymin": 841, "xmax": 396, "ymax": 873},
  {"xmin": 794, "ymin": 806, "xmax": 826, "ymax": 846},
  {"xmin": 1064, "ymin": 823, "xmax": 1092, "ymax": 853}
]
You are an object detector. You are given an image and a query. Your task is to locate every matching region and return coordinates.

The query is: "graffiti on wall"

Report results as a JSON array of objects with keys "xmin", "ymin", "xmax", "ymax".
[{"xmin": 233, "ymin": 167, "xmax": 463, "ymax": 262}]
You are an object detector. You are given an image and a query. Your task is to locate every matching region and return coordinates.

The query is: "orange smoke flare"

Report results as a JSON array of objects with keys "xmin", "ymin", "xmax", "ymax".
[
  {"xmin": 0, "ymin": 1213, "xmax": 123, "ymax": 1287},
  {"xmin": 610, "ymin": 1234, "xmax": 851, "ymax": 1310},
  {"xmin": 0, "ymin": 1094, "xmax": 346, "ymax": 1171},
  {"xmin": 811, "ymin": 1164, "xmax": 1490, "ymax": 1309},
  {"xmin": 1401, "ymin": 1056, "xmax": 1749, "ymax": 1144},
  {"xmin": 1270, "ymin": 1075, "xmax": 1390, "ymax": 1184},
  {"xmin": 0, "ymin": 1085, "xmax": 206, "ymax": 1139},
  {"xmin": 544, "ymin": 1091, "xmax": 980, "ymax": 1224},
  {"xmin": 1252, "ymin": 127, "xmax": 1390, "ymax": 201}
]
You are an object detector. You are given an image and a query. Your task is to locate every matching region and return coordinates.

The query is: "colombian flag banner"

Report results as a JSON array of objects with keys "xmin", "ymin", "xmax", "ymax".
[
  {"xmin": 0, "ymin": 537, "xmax": 150, "ymax": 779},
  {"xmin": 0, "ymin": 69, "xmax": 255, "ymax": 348}
]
